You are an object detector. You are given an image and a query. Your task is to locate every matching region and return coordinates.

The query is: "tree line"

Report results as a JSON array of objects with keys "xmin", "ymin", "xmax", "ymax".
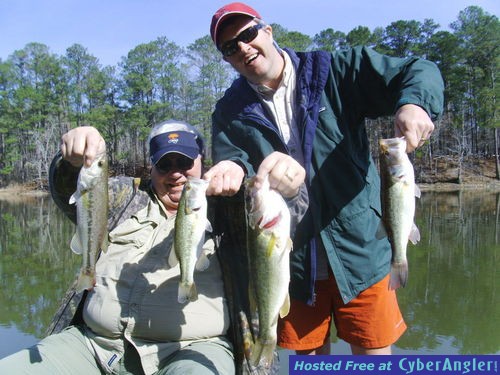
[{"xmin": 0, "ymin": 5, "xmax": 498, "ymax": 187}]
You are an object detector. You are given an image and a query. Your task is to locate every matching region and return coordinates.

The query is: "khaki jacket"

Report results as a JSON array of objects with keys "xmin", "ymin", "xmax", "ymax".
[{"xmin": 47, "ymin": 155, "xmax": 230, "ymax": 375}]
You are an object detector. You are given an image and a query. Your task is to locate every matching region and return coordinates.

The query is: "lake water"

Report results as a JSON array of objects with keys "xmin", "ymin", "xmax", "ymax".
[{"xmin": 0, "ymin": 190, "xmax": 499, "ymax": 369}]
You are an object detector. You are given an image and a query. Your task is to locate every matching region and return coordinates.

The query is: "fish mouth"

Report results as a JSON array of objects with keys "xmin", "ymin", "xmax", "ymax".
[
  {"xmin": 380, "ymin": 137, "xmax": 406, "ymax": 152},
  {"xmin": 380, "ymin": 142, "xmax": 389, "ymax": 154},
  {"xmin": 169, "ymin": 181, "xmax": 186, "ymax": 188}
]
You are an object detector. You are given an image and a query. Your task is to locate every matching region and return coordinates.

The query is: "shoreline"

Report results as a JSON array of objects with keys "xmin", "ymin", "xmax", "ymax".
[
  {"xmin": 419, "ymin": 180, "xmax": 500, "ymax": 192},
  {"xmin": 1, "ymin": 179, "xmax": 500, "ymax": 198},
  {"xmin": 0, "ymin": 185, "xmax": 50, "ymax": 197}
]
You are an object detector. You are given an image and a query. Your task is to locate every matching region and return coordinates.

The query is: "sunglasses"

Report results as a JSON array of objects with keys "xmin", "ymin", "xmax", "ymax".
[
  {"xmin": 220, "ymin": 23, "xmax": 265, "ymax": 57},
  {"xmin": 155, "ymin": 155, "xmax": 194, "ymax": 174}
]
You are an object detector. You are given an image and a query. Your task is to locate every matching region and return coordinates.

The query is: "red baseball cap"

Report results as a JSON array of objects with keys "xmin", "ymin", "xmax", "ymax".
[{"xmin": 210, "ymin": 2, "xmax": 261, "ymax": 46}]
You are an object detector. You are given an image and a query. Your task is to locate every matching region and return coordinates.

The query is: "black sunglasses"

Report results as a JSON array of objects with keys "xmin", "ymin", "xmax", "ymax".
[
  {"xmin": 155, "ymin": 155, "xmax": 194, "ymax": 174},
  {"xmin": 220, "ymin": 23, "xmax": 265, "ymax": 57}
]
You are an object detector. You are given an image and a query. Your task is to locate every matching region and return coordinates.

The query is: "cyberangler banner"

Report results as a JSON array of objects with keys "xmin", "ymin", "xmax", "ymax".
[{"xmin": 289, "ymin": 355, "xmax": 498, "ymax": 375}]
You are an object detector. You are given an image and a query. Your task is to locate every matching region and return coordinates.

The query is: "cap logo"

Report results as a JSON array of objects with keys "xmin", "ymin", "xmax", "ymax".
[{"xmin": 168, "ymin": 133, "xmax": 179, "ymax": 144}]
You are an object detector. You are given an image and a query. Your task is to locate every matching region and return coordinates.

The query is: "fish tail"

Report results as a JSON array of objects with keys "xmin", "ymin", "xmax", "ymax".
[
  {"xmin": 249, "ymin": 340, "xmax": 275, "ymax": 369},
  {"xmin": 75, "ymin": 270, "xmax": 95, "ymax": 292},
  {"xmin": 178, "ymin": 282, "xmax": 198, "ymax": 304},
  {"xmin": 389, "ymin": 261, "xmax": 408, "ymax": 290},
  {"xmin": 259, "ymin": 342, "xmax": 276, "ymax": 369},
  {"xmin": 249, "ymin": 340, "xmax": 263, "ymax": 368}
]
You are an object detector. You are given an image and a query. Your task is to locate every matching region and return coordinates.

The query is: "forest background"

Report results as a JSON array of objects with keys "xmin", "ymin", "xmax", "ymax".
[{"xmin": 0, "ymin": 5, "xmax": 498, "ymax": 188}]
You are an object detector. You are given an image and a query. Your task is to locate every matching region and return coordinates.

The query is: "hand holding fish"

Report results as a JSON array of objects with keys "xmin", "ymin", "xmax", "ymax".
[
  {"xmin": 204, "ymin": 160, "xmax": 245, "ymax": 196},
  {"xmin": 394, "ymin": 104, "xmax": 435, "ymax": 153},
  {"xmin": 255, "ymin": 152, "xmax": 305, "ymax": 198},
  {"xmin": 61, "ymin": 126, "xmax": 106, "ymax": 168}
]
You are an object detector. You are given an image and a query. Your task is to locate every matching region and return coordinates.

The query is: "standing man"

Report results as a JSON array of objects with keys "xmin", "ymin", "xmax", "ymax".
[{"xmin": 205, "ymin": 2, "xmax": 444, "ymax": 356}]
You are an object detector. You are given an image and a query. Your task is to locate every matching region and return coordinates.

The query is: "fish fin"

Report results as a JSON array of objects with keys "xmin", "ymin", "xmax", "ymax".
[
  {"xmin": 249, "ymin": 339, "xmax": 275, "ymax": 369},
  {"xmin": 260, "ymin": 343, "xmax": 276, "ymax": 369},
  {"xmin": 195, "ymin": 251, "xmax": 210, "ymax": 271},
  {"xmin": 205, "ymin": 219, "xmax": 213, "ymax": 233},
  {"xmin": 249, "ymin": 340, "xmax": 262, "ymax": 368},
  {"xmin": 389, "ymin": 262, "xmax": 408, "ymax": 290},
  {"xmin": 248, "ymin": 283, "xmax": 258, "ymax": 322},
  {"xmin": 238, "ymin": 311, "xmax": 254, "ymax": 360},
  {"xmin": 69, "ymin": 192, "xmax": 79, "ymax": 205},
  {"xmin": 70, "ymin": 233, "xmax": 83, "ymax": 254},
  {"xmin": 100, "ymin": 233, "xmax": 109, "ymax": 253},
  {"xmin": 408, "ymin": 223, "xmax": 420, "ymax": 245},
  {"xmin": 133, "ymin": 177, "xmax": 141, "ymax": 192},
  {"xmin": 178, "ymin": 282, "xmax": 198, "ymax": 304},
  {"xmin": 167, "ymin": 246, "xmax": 179, "ymax": 267},
  {"xmin": 279, "ymin": 293, "xmax": 291, "ymax": 318},
  {"xmin": 75, "ymin": 270, "xmax": 95, "ymax": 292},
  {"xmin": 266, "ymin": 233, "xmax": 277, "ymax": 257},
  {"xmin": 414, "ymin": 184, "xmax": 421, "ymax": 199},
  {"xmin": 375, "ymin": 221, "xmax": 388, "ymax": 240}
]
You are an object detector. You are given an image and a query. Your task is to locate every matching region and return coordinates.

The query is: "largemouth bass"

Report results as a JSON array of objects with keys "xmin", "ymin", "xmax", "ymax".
[
  {"xmin": 379, "ymin": 137, "xmax": 421, "ymax": 290},
  {"xmin": 245, "ymin": 175, "xmax": 292, "ymax": 369},
  {"xmin": 69, "ymin": 151, "xmax": 109, "ymax": 292},
  {"xmin": 171, "ymin": 177, "xmax": 211, "ymax": 304}
]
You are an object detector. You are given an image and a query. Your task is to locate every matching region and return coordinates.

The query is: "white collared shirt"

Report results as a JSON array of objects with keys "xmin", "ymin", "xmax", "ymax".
[{"xmin": 249, "ymin": 51, "xmax": 305, "ymax": 165}]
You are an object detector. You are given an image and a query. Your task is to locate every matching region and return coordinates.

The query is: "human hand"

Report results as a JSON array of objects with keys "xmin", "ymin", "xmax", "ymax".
[
  {"xmin": 61, "ymin": 126, "xmax": 106, "ymax": 168},
  {"xmin": 255, "ymin": 152, "xmax": 305, "ymax": 198},
  {"xmin": 394, "ymin": 104, "xmax": 434, "ymax": 152},
  {"xmin": 204, "ymin": 160, "xmax": 246, "ymax": 196}
]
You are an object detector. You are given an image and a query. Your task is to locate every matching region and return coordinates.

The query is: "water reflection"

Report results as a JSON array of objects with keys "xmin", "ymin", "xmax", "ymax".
[
  {"xmin": 0, "ymin": 195, "xmax": 79, "ymax": 343},
  {"xmin": 0, "ymin": 191, "xmax": 498, "ymax": 360},
  {"xmin": 397, "ymin": 191, "xmax": 499, "ymax": 354}
]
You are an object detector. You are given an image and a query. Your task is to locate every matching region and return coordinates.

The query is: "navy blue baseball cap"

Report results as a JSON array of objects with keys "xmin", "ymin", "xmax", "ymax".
[{"xmin": 148, "ymin": 120, "xmax": 204, "ymax": 165}]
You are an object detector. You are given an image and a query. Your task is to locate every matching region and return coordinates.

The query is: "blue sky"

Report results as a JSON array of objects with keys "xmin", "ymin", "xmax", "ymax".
[{"xmin": 1, "ymin": 0, "xmax": 498, "ymax": 67}]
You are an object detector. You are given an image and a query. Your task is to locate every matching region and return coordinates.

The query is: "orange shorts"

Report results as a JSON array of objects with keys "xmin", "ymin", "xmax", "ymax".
[{"xmin": 277, "ymin": 273, "xmax": 407, "ymax": 350}]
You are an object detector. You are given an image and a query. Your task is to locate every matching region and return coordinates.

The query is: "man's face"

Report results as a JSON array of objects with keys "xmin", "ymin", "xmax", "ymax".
[
  {"xmin": 151, "ymin": 153, "xmax": 202, "ymax": 213},
  {"xmin": 218, "ymin": 16, "xmax": 282, "ymax": 87}
]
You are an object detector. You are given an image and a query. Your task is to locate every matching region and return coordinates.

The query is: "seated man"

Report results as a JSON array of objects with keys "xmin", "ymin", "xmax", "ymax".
[{"xmin": 0, "ymin": 120, "xmax": 234, "ymax": 375}]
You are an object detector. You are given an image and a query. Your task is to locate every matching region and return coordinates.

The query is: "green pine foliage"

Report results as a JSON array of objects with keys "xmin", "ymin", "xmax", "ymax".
[{"xmin": 0, "ymin": 6, "xmax": 498, "ymax": 186}]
